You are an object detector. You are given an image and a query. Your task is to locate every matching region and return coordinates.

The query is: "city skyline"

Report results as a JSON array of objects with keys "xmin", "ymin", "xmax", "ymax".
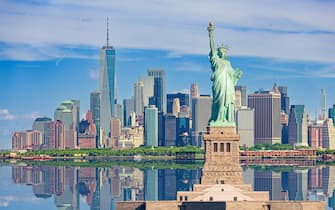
[{"xmin": 1, "ymin": 0, "xmax": 335, "ymax": 149}]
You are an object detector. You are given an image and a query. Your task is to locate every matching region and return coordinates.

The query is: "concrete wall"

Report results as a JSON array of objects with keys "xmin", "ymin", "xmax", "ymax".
[
  {"xmin": 226, "ymin": 201, "xmax": 325, "ymax": 210},
  {"xmin": 267, "ymin": 201, "xmax": 325, "ymax": 210},
  {"xmin": 117, "ymin": 200, "xmax": 325, "ymax": 210},
  {"xmin": 145, "ymin": 201, "xmax": 179, "ymax": 210}
]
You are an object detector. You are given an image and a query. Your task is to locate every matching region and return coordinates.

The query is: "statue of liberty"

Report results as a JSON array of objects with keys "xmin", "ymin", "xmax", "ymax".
[{"xmin": 208, "ymin": 21, "xmax": 242, "ymax": 126}]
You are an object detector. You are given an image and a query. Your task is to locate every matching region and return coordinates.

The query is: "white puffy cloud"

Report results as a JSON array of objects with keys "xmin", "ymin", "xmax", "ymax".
[{"xmin": 0, "ymin": 109, "xmax": 16, "ymax": 120}]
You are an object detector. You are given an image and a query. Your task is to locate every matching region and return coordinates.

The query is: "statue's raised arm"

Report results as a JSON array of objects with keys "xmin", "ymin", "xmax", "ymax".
[{"xmin": 208, "ymin": 21, "xmax": 216, "ymax": 56}]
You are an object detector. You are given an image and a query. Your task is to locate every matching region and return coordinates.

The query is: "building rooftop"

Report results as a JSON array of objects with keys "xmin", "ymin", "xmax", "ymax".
[
  {"xmin": 56, "ymin": 105, "xmax": 67, "ymax": 110},
  {"xmin": 34, "ymin": 117, "xmax": 52, "ymax": 122},
  {"xmin": 61, "ymin": 100, "xmax": 74, "ymax": 105}
]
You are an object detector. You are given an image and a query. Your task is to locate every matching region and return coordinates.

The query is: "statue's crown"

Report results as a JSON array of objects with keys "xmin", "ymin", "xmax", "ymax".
[{"xmin": 218, "ymin": 44, "xmax": 229, "ymax": 51}]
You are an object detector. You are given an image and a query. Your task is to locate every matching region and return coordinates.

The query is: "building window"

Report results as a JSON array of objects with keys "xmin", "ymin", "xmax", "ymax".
[
  {"xmin": 179, "ymin": 196, "xmax": 183, "ymax": 201},
  {"xmin": 185, "ymin": 196, "xmax": 188, "ymax": 201},
  {"xmin": 214, "ymin": 143, "xmax": 218, "ymax": 152},
  {"xmin": 220, "ymin": 143, "xmax": 224, "ymax": 152},
  {"xmin": 226, "ymin": 143, "xmax": 231, "ymax": 152},
  {"xmin": 209, "ymin": 196, "xmax": 213, "ymax": 201}
]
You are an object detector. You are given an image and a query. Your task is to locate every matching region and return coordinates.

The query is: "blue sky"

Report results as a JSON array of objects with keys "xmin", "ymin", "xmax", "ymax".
[{"xmin": 1, "ymin": 0, "xmax": 335, "ymax": 149}]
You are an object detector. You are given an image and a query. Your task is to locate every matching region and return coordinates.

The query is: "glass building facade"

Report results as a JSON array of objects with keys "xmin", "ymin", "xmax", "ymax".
[
  {"xmin": 148, "ymin": 69, "xmax": 165, "ymax": 113},
  {"xmin": 166, "ymin": 93, "xmax": 190, "ymax": 114},
  {"xmin": 144, "ymin": 105, "xmax": 158, "ymax": 146},
  {"xmin": 329, "ymin": 104, "xmax": 335, "ymax": 126},
  {"xmin": 288, "ymin": 105, "xmax": 308, "ymax": 146},
  {"xmin": 278, "ymin": 86, "xmax": 290, "ymax": 114},
  {"xmin": 99, "ymin": 46, "xmax": 116, "ymax": 137},
  {"xmin": 90, "ymin": 91, "xmax": 101, "ymax": 147}
]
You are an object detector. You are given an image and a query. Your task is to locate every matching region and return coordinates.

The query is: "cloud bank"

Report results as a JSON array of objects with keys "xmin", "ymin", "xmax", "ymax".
[{"xmin": 0, "ymin": 0, "xmax": 334, "ymax": 63}]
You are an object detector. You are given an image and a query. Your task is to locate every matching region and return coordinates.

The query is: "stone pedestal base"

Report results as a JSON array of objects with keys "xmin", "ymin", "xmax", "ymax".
[{"xmin": 201, "ymin": 126, "xmax": 243, "ymax": 185}]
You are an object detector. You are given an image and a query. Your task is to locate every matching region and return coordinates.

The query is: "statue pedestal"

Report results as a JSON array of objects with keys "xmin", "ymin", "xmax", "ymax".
[{"xmin": 201, "ymin": 126, "xmax": 243, "ymax": 185}]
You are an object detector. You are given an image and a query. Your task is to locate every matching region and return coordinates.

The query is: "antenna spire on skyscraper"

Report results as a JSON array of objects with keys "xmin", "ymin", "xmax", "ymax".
[
  {"xmin": 107, "ymin": 17, "xmax": 110, "ymax": 47},
  {"xmin": 321, "ymin": 88, "xmax": 326, "ymax": 120}
]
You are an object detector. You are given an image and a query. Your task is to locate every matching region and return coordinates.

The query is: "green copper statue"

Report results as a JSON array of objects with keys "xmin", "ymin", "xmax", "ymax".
[{"xmin": 208, "ymin": 21, "xmax": 242, "ymax": 127}]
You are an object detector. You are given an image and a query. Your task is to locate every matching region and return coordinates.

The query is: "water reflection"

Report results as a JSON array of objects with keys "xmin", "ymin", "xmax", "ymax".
[
  {"xmin": 5, "ymin": 164, "xmax": 335, "ymax": 209},
  {"xmin": 9, "ymin": 163, "xmax": 201, "ymax": 209}
]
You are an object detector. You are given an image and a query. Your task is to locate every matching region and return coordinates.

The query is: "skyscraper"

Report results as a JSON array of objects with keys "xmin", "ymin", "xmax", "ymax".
[
  {"xmin": 235, "ymin": 107, "xmax": 254, "ymax": 147},
  {"xmin": 90, "ymin": 91, "xmax": 101, "ymax": 147},
  {"xmin": 322, "ymin": 119, "xmax": 335, "ymax": 149},
  {"xmin": 163, "ymin": 114, "xmax": 177, "ymax": 146},
  {"xmin": 278, "ymin": 86, "xmax": 290, "ymax": 114},
  {"xmin": 134, "ymin": 81, "xmax": 144, "ymax": 116},
  {"xmin": 235, "ymin": 86, "xmax": 247, "ymax": 106},
  {"xmin": 148, "ymin": 69, "xmax": 166, "ymax": 113},
  {"xmin": 190, "ymin": 83, "xmax": 199, "ymax": 119},
  {"xmin": 111, "ymin": 118, "xmax": 121, "ymax": 148},
  {"xmin": 158, "ymin": 111, "xmax": 164, "ymax": 146},
  {"xmin": 191, "ymin": 95, "xmax": 212, "ymax": 147},
  {"xmin": 321, "ymin": 88, "xmax": 326, "ymax": 120},
  {"xmin": 288, "ymin": 105, "xmax": 308, "ymax": 147},
  {"xmin": 138, "ymin": 76, "xmax": 154, "ymax": 107},
  {"xmin": 172, "ymin": 98, "xmax": 180, "ymax": 117},
  {"xmin": 308, "ymin": 120, "xmax": 324, "ymax": 149},
  {"xmin": 144, "ymin": 105, "xmax": 158, "ymax": 146},
  {"xmin": 234, "ymin": 89, "xmax": 242, "ymax": 108},
  {"xmin": 114, "ymin": 103, "xmax": 123, "ymax": 127},
  {"xmin": 248, "ymin": 85, "xmax": 281, "ymax": 145},
  {"xmin": 32, "ymin": 117, "xmax": 52, "ymax": 147},
  {"xmin": 281, "ymin": 112, "xmax": 289, "ymax": 144},
  {"xmin": 166, "ymin": 93, "xmax": 189, "ymax": 114},
  {"xmin": 70, "ymin": 99, "xmax": 80, "ymax": 133},
  {"xmin": 99, "ymin": 19, "xmax": 116, "ymax": 137},
  {"xmin": 49, "ymin": 120, "xmax": 65, "ymax": 149},
  {"xmin": 123, "ymin": 98, "xmax": 134, "ymax": 127},
  {"xmin": 54, "ymin": 100, "xmax": 79, "ymax": 149},
  {"xmin": 190, "ymin": 82, "xmax": 199, "ymax": 98},
  {"xmin": 328, "ymin": 104, "xmax": 335, "ymax": 126},
  {"xmin": 176, "ymin": 116, "xmax": 190, "ymax": 146}
]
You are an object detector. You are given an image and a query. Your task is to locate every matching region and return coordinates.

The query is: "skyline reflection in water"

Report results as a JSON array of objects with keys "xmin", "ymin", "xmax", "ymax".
[{"xmin": 0, "ymin": 163, "xmax": 334, "ymax": 209}]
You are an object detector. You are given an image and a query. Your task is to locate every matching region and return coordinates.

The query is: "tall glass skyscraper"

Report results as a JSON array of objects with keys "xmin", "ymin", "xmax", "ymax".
[
  {"xmin": 123, "ymin": 98, "xmax": 134, "ymax": 127},
  {"xmin": 148, "ymin": 69, "xmax": 165, "ymax": 113},
  {"xmin": 134, "ymin": 81, "xmax": 144, "ymax": 116},
  {"xmin": 278, "ymin": 86, "xmax": 290, "ymax": 114},
  {"xmin": 99, "ymin": 19, "xmax": 116, "ymax": 137},
  {"xmin": 288, "ymin": 105, "xmax": 308, "ymax": 146},
  {"xmin": 90, "ymin": 91, "xmax": 101, "ymax": 147},
  {"xmin": 144, "ymin": 105, "xmax": 158, "ymax": 146}
]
